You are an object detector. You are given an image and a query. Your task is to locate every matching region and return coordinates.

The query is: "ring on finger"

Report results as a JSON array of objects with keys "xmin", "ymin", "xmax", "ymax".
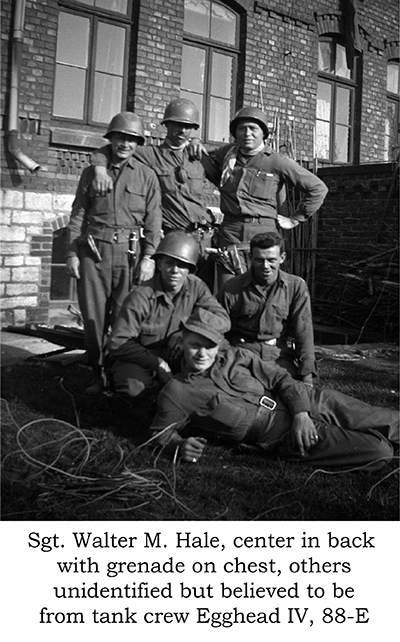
[{"xmin": 192, "ymin": 458, "xmax": 197, "ymax": 463}]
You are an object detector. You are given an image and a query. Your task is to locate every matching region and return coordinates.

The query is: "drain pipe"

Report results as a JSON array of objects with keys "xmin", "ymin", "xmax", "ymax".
[{"xmin": 7, "ymin": 0, "xmax": 40, "ymax": 173}]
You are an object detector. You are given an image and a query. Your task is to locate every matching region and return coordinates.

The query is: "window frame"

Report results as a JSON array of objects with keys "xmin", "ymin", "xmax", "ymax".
[
  {"xmin": 316, "ymin": 36, "xmax": 357, "ymax": 165},
  {"xmin": 182, "ymin": 0, "xmax": 240, "ymax": 144},
  {"xmin": 384, "ymin": 60, "xmax": 400, "ymax": 161},
  {"xmin": 53, "ymin": 1, "xmax": 131, "ymax": 127}
]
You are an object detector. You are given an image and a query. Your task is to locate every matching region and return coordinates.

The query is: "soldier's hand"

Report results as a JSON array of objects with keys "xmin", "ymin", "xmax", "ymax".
[
  {"xmin": 157, "ymin": 358, "xmax": 173, "ymax": 385},
  {"xmin": 180, "ymin": 437, "xmax": 207, "ymax": 463},
  {"xmin": 93, "ymin": 167, "xmax": 113, "ymax": 195},
  {"xmin": 66, "ymin": 256, "xmax": 81, "ymax": 279},
  {"xmin": 291, "ymin": 412, "xmax": 319, "ymax": 457},
  {"xmin": 277, "ymin": 215, "xmax": 300, "ymax": 230},
  {"xmin": 136, "ymin": 256, "xmax": 155, "ymax": 284},
  {"xmin": 188, "ymin": 138, "xmax": 206, "ymax": 160}
]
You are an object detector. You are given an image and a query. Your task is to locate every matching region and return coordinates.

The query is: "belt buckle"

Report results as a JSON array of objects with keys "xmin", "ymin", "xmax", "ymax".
[{"xmin": 259, "ymin": 395, "xmax": 276, "ymax": 410}]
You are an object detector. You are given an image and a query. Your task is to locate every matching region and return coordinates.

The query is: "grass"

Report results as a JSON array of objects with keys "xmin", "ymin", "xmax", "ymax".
[{"xmin": 1, "ymin": 348, "xmax": 399, "ymax": 521}]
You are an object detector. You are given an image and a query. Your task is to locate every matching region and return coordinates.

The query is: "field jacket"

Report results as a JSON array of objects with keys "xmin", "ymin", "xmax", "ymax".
[
  {"xmin": 67, "ymin": 159, "xmax": 161, "ymax": 257},
  {"xmin": 108, "ymin": 274, "xmax": 231, "ymax": 371},
  {"xmin": 149, "ymin": 346, "xmax": 311, "ymax": 449},
  {"xmin": 92, "ymin": 143, "xmax": 212, "ymax": 231},
  {"xmin": 204, "ymin": 143, "xmax": 328, "ymax": 221},
  {"xmin": 218, "ymin": 269, "xmax": 316, "ymax": 377}
]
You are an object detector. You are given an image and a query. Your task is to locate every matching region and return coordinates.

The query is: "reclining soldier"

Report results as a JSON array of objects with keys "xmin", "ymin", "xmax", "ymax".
[
  {"xmin": 108, "ymin": 232, "xmax": 230, "ymax": 401},
  {"xmin": 148, "ymin": 308, "xmax": 398, "ymax": 470}
]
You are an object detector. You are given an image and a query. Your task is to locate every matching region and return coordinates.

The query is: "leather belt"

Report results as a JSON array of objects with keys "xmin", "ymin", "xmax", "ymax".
[
  {"xmin": 224, "ymin": 215, "xmax": 276, "ymax": 224},
  {"xmin": 245, "ymin": 395, "xmax": 277, "ymax": 443},
  {"xmin": 87, "ymin": 224, "xmax": 142, "ymax": 244}
]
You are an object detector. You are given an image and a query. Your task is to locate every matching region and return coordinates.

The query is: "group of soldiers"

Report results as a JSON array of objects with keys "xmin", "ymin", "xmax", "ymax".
[{"xmin": 66, "ymin": 99, "xmax": 398, "ymax": 470}]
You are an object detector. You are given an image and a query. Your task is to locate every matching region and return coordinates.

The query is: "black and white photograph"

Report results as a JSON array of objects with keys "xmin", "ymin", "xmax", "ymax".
[{"xmin": 0, "ymin": 0, "xmax": 398, "ymax": 638}]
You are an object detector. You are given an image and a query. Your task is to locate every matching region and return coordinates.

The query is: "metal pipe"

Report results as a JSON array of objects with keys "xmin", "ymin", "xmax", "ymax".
[{"xmin": 7, "ymin": 0, "xmax": 40, "ymax": 173}]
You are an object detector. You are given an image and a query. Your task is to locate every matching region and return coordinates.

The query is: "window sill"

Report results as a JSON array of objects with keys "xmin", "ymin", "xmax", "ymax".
[{"xmin": 50, "ymin": 127, "xmax": 107, "ymax": 149}]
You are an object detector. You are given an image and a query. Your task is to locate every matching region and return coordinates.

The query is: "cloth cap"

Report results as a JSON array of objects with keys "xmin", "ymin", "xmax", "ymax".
[{"xmin": 181, "ymin": 308, "xmax": 226, "ymax": 345}]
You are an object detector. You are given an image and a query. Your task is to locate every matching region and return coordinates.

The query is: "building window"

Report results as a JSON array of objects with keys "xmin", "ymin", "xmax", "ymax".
[
  {"xmin": 384, "ymin": 60, "xmax": 400, "ymax": 161},
  {"xmin": 181, "ymin": 0, "xmax": 239, "ymax": 143},
  {"xmin": 53, "ymin": 1, "xmax": 131, "ymax": 125},
  {"xmin": 316, "ymin": 37, "xmax": 356, "ymax": 163}
]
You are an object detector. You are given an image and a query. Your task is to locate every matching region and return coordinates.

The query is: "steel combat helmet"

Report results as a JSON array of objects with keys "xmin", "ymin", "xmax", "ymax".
[
  {"xmin": 229, "ymin": 106, "xmax": 269, "ymax": 138},
  {"xmin": 105, "ymin": 112, "xmax": 145, "ymax": 145},
  {"xmin": 161, "ymin": 99, "xmax": 200, "ymax": 129},
  {"xmin": 153, "ymin": 231, "xmax": 199, "ymax": 272}
]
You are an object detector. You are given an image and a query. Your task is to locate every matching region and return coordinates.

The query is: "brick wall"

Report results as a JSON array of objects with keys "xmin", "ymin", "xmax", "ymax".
[
  {"xmin": 317, "ymin": 163, "xmax": 398, "ymax": 252},
  {"xmin": 312, "ymin": 163, "xmax": 399, "ymax": 340},
  {"xmin": 0, "ymin": 189, "xmax": 74, "ymax": 325}
]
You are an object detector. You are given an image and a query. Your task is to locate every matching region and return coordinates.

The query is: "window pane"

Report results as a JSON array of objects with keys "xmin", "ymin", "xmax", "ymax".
[
  {"xmin": 95, "ymin": 23, "xmax": 125, "ymax": 75},
  {"xmin": 180, "ymin": 90, "xmax": 203, "ymax": 138},
  {"xmin": 335, "ymin": 43, "xmax": 351, "ymax": 79},
  {"xmin": 93, "ymin": 73, "xmax": 123, "ymax": 123},
  {"xmin": 181, "ymin": 44, "xmax": 206, "ymax": 93},
  {"xmin": 210, "ymin": 52, "xmax": 232, "ymax": 98},
  {"xmin": 56, "ymin": 13, "xmax": 89, "ymax": 67},
  {"xmin": 208, "ymin": 96, "xmax": 230, "ymax": 142},
  {"xmin": 318, "ymin": 41, "xmax": 332, "ymax": 73},
  {"xmin": 96, "ymin": 0, "xmax": 128, "ymax": 13},
  {"xmin": 334, "ymin": 124, "xmax": 350, "ymax": 162},
  {"xmin": 317, "ymin": 81, "xmax": 331, "ymax": 120},
  {"xmin": 315, "ymin": 120, "xmax": 330, "ymax": 159},
  {"xmin": 387, "ymin": 62, "xmax": 400, "ymax": 95},
  {"xmin": 184, "ymin": 0, "xmax": 210, "ymax": 38},
  {"xmin": 336, "ymin": 87, "xmax": 350, "ymax": 125},
  {"xmin": 210, "ymin": 3, "xmax": 236, "ymax": 46},
  {"xmin": 53, "ymin": 65, "xmax": 86, "ymax": 118}
]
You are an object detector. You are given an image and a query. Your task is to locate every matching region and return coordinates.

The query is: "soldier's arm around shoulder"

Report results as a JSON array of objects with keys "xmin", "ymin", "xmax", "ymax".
[{"xmin": 91, "ymin": 145, "xmax": 112, "ymax": 195}]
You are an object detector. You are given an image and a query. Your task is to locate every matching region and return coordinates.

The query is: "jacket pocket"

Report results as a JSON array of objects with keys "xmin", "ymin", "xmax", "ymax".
[
  {"xmin": 125, "ymin": 185, "xmax": 146, "ymax": 211},
  {"xmin": 155, "ymin": 170, "xmax": 176, "ymax": 194},
  {"xmin": 246, "ymin": 168, "xmax": 275, "ymax": 200}
]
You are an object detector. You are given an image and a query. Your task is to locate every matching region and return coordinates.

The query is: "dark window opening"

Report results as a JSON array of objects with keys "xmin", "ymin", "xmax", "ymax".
[{"xmin": 50, "ymin": 228, "xmax": 77, "ymax": 303}]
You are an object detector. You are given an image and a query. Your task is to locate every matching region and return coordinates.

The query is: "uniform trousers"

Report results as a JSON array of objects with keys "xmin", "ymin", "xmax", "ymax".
[
  {"xmin": 77, "ymin": 240, "xmax": 134, "ymax": 370},
  {"xmin": 250, "ymin": 387, "xmax": 398, "ymax": 470}
]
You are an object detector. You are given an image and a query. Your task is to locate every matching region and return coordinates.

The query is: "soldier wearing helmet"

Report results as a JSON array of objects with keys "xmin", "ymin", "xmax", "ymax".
[
  {"xmin": 66, "ymin": 112, "xmax": 162, "ymax": 394},
  {"xmin": 90, "ymin": 99, "xmax": 220, "ymax": 288},
  {"xmin": 108, "ymin": 231, "xmax": 230, "ymax": 403},
  {"xmin": 196, "ymin": 106, "xmax": 328, "ymax": 286}
]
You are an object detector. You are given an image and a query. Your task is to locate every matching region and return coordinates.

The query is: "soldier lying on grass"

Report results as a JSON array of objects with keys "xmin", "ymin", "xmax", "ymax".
[{"xmin": 148, "ymin": 308, "xmax": 398, "ymax": 471}]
